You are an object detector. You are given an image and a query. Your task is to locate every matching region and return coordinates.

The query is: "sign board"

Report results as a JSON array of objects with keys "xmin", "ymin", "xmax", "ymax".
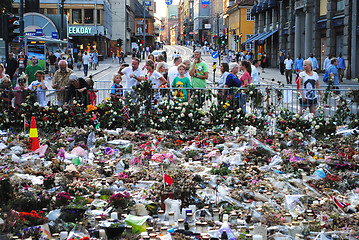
[
  {"xmin": 165, "ymin": 0, "xmax": 173, "ymax": 5},
  {"xmin": 35, "ymin": 29, "xmax": 43, "ymax": 36},
  {"xmin": 211, "ymin": 51, "xmax": 218, "ymax": 59},
  {"xmin": 143, "ymin": 1, "xmax": 151, "ymax": 6},
  {"xmin": 51, "ymin": 32, "xmax": 58, "ymax": 39},
  {"xmin": 69, "ymin": 26, "xmax": 93, "ymax": 35},
  {"xmin": 204, "ymin": 24, "xmax": 211, "ymax": 29},
  {"xmin": 294, "ymin": 0, "xmax": 306, "ymax": 9},
  {"xmin": 201, "ymin": 0, "xmax": 210, "ymax": 4}
]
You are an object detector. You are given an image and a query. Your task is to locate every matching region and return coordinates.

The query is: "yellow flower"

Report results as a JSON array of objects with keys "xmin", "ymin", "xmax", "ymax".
[
  {"xmin": 223, "ymin": 105, "xmax": 227, "ymax": 108},
  {"xmin": 106, "ymin": 97, "xmax": 110, "ymax": 101},
  {"xmin": 225, "ymin": 102, "xmax": 230, "ymax": 106},
  {"xmin": 313, "ymin": 155, "xmax": 318, "ymax": 160}
]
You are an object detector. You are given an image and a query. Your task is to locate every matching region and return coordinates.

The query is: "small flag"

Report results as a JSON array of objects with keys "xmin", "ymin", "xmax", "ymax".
[
  {"xmin": 164, "ymin": 172, "xmax": 174, "ymax": 185},
  {"xmin": 92, "ymin": 114, "xmax": 97, "ymax": 121},
  {"xmin": 330, "ymin": 196, "xmax": 350, "ymax": 209},
  {"xmin": 24, "ymin": 117, "xmax": 29, "ymax": 128},
  {"xmin": 122, "ymin": 106, "xmax": 130, "ymax": 122},
  {"xmin": 295, "ymin": 66, "xmax": 300, "ymax": 90}
]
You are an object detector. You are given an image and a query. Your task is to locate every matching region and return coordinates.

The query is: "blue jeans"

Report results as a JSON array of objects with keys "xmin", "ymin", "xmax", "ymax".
[
  {"xmin": 83, "ymin": 64, "xmax": 88, "ymax": 76},
  {"xmin": 238, "ymin": 93, "xmax": 246, "ymax": 113}
]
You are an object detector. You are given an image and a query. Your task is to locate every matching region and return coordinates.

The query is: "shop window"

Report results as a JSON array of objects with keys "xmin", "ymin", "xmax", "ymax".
[
  {"xmin": 246, "ymin": 8, "xmax": 254, "ymax": 21},
  {"xmin": 39, "ymin": 8, "xmax": 45, "ymax": 14},
  {"xmin": 47, "ymin": 8, "xmax": 57, "ymax": 14},
  {"xmin": 97, "ymin": 10, "xmax": 101, "ymax": 24},
  {"xmin": 84, "ymin": 9, "xmax": 94, "ymax": 24},
  {"xmin": 13, "ymin": 8, "xmax": 18, "ymax": 14},
  {"xmin": 337, "ymin": 0, "xmax": 344, "ymax": 11},
  {"xmin": 72, "ymin": 9, "xmax": 82, "ymax": 24}
]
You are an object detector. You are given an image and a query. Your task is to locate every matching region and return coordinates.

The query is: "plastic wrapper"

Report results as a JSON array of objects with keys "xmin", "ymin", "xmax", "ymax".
[
  {"xmin": 107, "ymin": 140, "xmax": 133, "ymax": 154},
  {"xmin": 164, "ymin": 198, "xmax": 182, "ymax": 220},
  {"xmin": 124, "ymin": 214, "xmax": 149, "ymax": 233},
  {"xmin": 285, "ymin": 195, "xmax": 307, "ymax": 219},
  {"xmin": 219, "ymin": 222, "xmax": 236, "ymax": 240},
  {"xmin": 67, "ymin": 223, "xmax": 89, "ymax": 239},
  {"xmin": 87, "ymin": 132, "xmax": 96, "ymax": 149}
]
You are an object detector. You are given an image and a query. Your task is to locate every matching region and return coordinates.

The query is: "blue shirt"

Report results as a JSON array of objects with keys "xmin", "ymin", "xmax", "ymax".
[
  {"xmin": 294, "ymin": 58, "xmax": 304, "ymax": 71},
  {"xmin": 225, "ymin": 73, "xmax": 241, "ymax": 96},
  {"xmin": 325, "ymin": 64, "xmax": 339, "ymax": 85},
  {"xmin": 337, "ymin": 57, "xmax": 346, "ymax": 69},
  {"xmin": 308, "ymin": 57, "xmax": 319, "ymax": 71}
]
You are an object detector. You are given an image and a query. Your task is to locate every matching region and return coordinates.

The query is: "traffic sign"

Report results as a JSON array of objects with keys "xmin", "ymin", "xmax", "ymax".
[
  {"xmin": 201, "ymin": 0, "xmax": 210, "ymax": 4},
  {"xmin": 52, "ymin": 32, "xmax": 58, "ymax": 39},
  {"xmin": 165, "ymin": 0, "xmax": 173, "ymax": 5},
  {"xmin": 212, "ymin": 51, "xmax": 218, "ymax": 59},
  {"xmin": 213, "ymin": 63, "xmax": 216, "ymax": 71},
  {"xmin": 143, "ymin": 1, "xmax": 151, "ymax": 6},
  {"xmin": 35, "ymin": 29, "xmax": 43, "ymax": 36}
]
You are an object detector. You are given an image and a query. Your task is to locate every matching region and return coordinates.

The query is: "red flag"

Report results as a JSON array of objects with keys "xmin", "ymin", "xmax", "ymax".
[
  {"xmin": 295, "ymin": 66, "xmax": 300, "ymax": 90},
  {"xmin": 164, "ymin": 173, "xmax": 174, "ymax": 185},
  {"xmin": 122, "ymin": 106, "xmax": 130, "ymax": 122}
]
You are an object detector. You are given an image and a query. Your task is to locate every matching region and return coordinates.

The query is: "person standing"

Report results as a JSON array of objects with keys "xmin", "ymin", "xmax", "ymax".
[
  {"xmin": 28, "ymin": 70, "xmax": 48, "ymax": 107},
  {"xmin": 284, "ymin": 55, "xmax": 293, "ymax": 84},
  {"xmin": 279, "ymin": 51, "xmax": 285, "ymax": 75},
  {"xmin": 52, "ymin": 60, "xmax": 74, "ymax": 105},
  {"xmin": 323, "ymin": 58, "xmax": 340, "ymax": 97},
  {"xmin": 82, "ymin": 51, "xmax": 90, "ymax": 76},
  {"xmin": 224, "ymin": 63, "xmax": 241, "ymax": 97},
  {"xmin": 172, "ymin": 64, "xmax": 192, "ymax": 101},
  {"xmin": 298, "ymin": 60, "xmax": 322, "ymax": 116},
  {"xmin": 77, "ymin": 51, "xmax": 83, "ymax": 70},
  {"xmin": 217, "ymin": 62, "xmax": 230, "ymax": 89},
  {"xmin": 307, "ymin": 53, "xmax": 319, "ymax": 72},
  {"xmin": 157, "ymin": 54, "xmax": 168, "ymax": 80},
  {"xmin": 182, "ymin": 59, "xmax": 191, "ymax": 79},
  {"xmin": 337, "ymin": 53, "xmax": 346, "ymax": 82},
  {"xmin": 118, "ymin": 58, "xmax": 145, "ymax": 95},
  {"xmin": 5, "ymin": 52, "xmax": 19, "ymax": 86},
  {"xmin": 251, "ymin": 60, "xmax": 260, "ymax": 85},
  {"xmin": 67, "ymin": 54, "xmax": 74, "ymax": 70},
  {"xmin": 189, "ymin": 50, "xmax": 208, "ymax": 88},
  {"xmin": 168, "ymin": 56, "xmax": 182, "ymax": 88},
  {"xmin": 294, "ymin": 54, "xmax": 304, "ymax": 72},
  {"xmin": 17, "ymin": 52, "xmax": 27, "ymax": 75},
  {"xmin": 25, "ymin": 56, "xmax": 43, "ymax": 85},
  {"xmin": 48, "ymin": 51, "xmax": 58, "ymax": 79}
]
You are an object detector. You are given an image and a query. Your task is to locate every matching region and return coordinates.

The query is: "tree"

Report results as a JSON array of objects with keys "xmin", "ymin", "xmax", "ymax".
[{"xmin": 0, "ymin": 0, "xmax": 14, "ymax": 13}]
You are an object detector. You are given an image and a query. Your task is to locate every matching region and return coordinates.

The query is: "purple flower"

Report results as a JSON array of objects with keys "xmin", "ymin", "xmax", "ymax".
[{"xmin": 105, "ymin": 147, "xmax": 114, "ymax": 155}]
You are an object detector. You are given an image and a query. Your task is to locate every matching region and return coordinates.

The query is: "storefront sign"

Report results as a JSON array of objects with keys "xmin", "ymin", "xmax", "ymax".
[
  {"xmin": 294, "ymin": 0, "xmax": 305, "ymax": 10},
  {"xmin": 69, "ymin": 26, "xmax": 93, "ymax": 35}
]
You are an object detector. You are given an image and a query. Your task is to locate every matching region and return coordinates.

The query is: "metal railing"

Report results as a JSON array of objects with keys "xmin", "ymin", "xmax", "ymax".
[{"xmin": 1, "ymin": 84, "xmax": 358, "ymax": 120}]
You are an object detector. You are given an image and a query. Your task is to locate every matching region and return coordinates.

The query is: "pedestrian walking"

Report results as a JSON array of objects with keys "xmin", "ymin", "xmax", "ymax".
[
  {"xmin": 298, "ymin": 60, "xmax": 322, "ymax": 116},
  {"xmin": 307, "ymin": 53, "xmax": 319, "ymax": 72},
  {"xmin": 48, "ymin": 51, "xmax": 58, "ymax": 79},
  {"xmin": 323, "ymin": 58, "xmax": 340, "ymax": 98},
  {"xmin": 323, "ymin": 55, "xmax": 332, "ymax": 71},
  {"xmin": 294, "ymin": 54, "xmax": 304, "ymax": 72},
  {"xmin": 284, "ymin": 55, "xmax": 293, "ymax": 84},
  {"xmin": 82, "ymin": 51, "xmax": 90, "ymax": 76},
  {"xmin": 251, "ymin": 60, "xmax": 260, "ymax": 85},
  {"xmin": 260, "ymin": 52, "xmax": 267, "ymax": 73},
  {"xmin": 93, "ymin": 50, "xmax": 99, "ymax": 70},
  {"xmin": 337, "ymin": 53, "xmax": 346, "ymax": 82},
  {"xmin": 279, "ymin": 51, "xmax": 285, "ymax": 75}
]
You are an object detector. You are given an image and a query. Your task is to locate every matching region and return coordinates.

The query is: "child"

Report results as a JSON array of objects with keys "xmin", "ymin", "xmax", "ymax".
[
  {"xmin": 13, "ymin": 75, "xmax": 28, "ymax": 112},
  {"xmin": 28, "ymin": 70, "xmax": 48, "ymax": 107},
  {"xmin": 0, "ymin": 76, "xmax": 13, "ymax": 109},
  {"xmin": 110, "ymin": 73, "xmax": 124, "ymax": 100},
  {"xmin": 172, "ymin": 64, "xmax": 192, "ymax": 101}
]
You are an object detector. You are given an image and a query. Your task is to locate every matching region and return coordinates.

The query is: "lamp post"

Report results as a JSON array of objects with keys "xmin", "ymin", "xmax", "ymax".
[{"xmin": 143, "ymin": 1, "xmax": 146, "ymax": 59}]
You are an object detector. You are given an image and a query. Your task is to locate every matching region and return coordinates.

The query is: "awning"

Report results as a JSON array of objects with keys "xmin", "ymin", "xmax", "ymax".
[
  {"xmin": 26, "ymin": 35, "xmax": 68, "ymax": 44},
  {"xmin": 258, "ymin": 29, "xmax": 278, "ymax": 41},
  {"xmin": 251, "ymin": 32, "xmax": 267, "ymax": 41},
  {"xmin": 242, "ymin": 33, "xmax": 259, "ymax": 44},
  {"xmin": 251, "ymin": 4, "xmax": 257, "ymax": 15}
]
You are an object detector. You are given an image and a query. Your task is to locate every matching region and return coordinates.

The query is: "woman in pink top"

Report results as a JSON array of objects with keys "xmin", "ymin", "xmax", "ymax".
[
  {"xmin": 239, "ymin": 60, "xmax": 252, "ymax": 87},
  {"xmin": 238, "ymin": 60, "xmax": 252, "ymax": 113}
]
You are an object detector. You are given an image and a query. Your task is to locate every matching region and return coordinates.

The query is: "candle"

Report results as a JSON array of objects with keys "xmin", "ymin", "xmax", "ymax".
[
  {"xmin": 99, "ymin": 229, "xmax": 107, "ymax": 240},
  {"xmin": 59, "ymin": 231, "xmax": 68, "ymax": 240},
  {"xmin": 253, "ymin": 235, "xmax": 263, "ymax": 240},
  {"xmin": 110, "ymin": 212, "xmax": 118, "ymax": 220}
]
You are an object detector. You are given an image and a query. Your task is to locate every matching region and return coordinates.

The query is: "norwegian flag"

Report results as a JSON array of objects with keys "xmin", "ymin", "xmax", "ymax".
[
  {"xmin": 330, "ymin": 196, "xmax": 350, "ymax": 209},
  {"xmin": 161, "ymin": 166, "xmax": 173, "ymax": 186},
  {"xmin": 24, "ymin": 117, "xmax": 29, "ymax": 128},
  {"xmin": 122, "ymin": 106, "xmax": 130, "ymax": 122},
  {"xmin": 295, "ymin": 66, "xmax": 300, "ymax": 90}
]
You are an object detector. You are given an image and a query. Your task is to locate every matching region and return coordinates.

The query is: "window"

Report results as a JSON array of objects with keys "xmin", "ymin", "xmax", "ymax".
[
  {"xmin": 84, "ymin": 9, "xmax": 94, "ymax": 24},
  {"xmin": 245, "ymin": 34, "xmax": 254, "ymax": 50},
  {"xmin": 337, "ymin": 0, "xmax": 344, "ymax": 11},
  {"xmin": 72, "ymin": 9, "xmax": 82, "ymax": 24},
  {"xmin": 97, "ymin": 10, "xmax": 101, "ymax": 24},
  {"xmin": 246, "ymin": 8, "xmax": 254, "ymax": 21},
  {"xmin": 47, "ymin": 8, "xmax": 57, "ymax": 14},
  {"xmin": 39, "ymin": 8, "xmax": 45, "ymax": 14}
]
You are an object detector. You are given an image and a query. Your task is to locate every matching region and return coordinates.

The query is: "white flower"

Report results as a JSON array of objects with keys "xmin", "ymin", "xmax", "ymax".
[
  {"xmin": 34, "ymin": 102, "xmax": 39, "ymax": 106},
  {"xmin": 21, "ymin": 103, "xmax": 27, "ymax": 107},
  {"xmin": 113, "ymin": 112, "xmax": 117, "ymax": 115},
  {"xmin": 249, "ymin": 91, "xmax": 253, "ymax": 95},
  {"xmin": 57, "ymin": 107, "xmax": 62, "ymax": 112},
  {"xmin": 44, "ymin": 106, "xmax": 49, "ymax": 111},
  {"xmin": 315, "ymin": 125, "xmax": 320, "ymax": 129},
  {"xmin": 73, "ymin": 100, "xmax": 77, "ymax": 104},
  {"xmin": 64, "ymin": 110, "xmax": 68, "ymax": 115},
  {"xmin": 180, "ymin": 113, "xmax": 185, "ymax": 118},
  {"xmin": 181, "ymin": 108, "xmax": 186, "ymax": 113},
  {"xmin": 188, "ymin": 113, "xmax": 193, "ymax": 118}
]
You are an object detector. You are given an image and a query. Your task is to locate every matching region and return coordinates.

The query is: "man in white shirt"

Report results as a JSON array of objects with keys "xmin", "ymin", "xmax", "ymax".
[
  {"xmin": 183, "ymin": 59, "xmax": 191, "ymax": 79},
  {"xmin": 284, "ymin": 55, "xmax": 294, "ymax": 84},
  {"xmin": 168, "ymin": 56, "xmax": 182, "ymax": 88},
  {"xmin": 251, "ymin": 60, "xmax": 260, "ymax": 85},
  {"xmin": 118, "ymin": 58, "xmax": 145, "ymax": 95},
  {"xmin": 82, "ymin": 51, "xmax": 90, "ymax": 76},
  {"xmin": 323, "ymin": 55, "xmax": 332, "ymax": 70}
]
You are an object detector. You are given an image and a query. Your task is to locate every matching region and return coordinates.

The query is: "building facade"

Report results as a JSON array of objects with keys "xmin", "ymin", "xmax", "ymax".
[
  {"xmin": 251, "ymin": 0, "xmax": 359, "ymax": 79},
  {"xmin": 163, "ymin": 5, "xmax": 179, "ymax": 45},
  {"xmin": 178, "ymin": 0, "xmax": 194, "ymax": 44},
  {"xmin": 134, "ymin": 0, "xmax": 155, "ymax": 49},
  {"xmin": 193, "ymin": 0, "xmax": 211, "ymax": 44},
  {"xmin": 13, "ymin": 0, "xmax": 112, "ymax": 58},
  {"xmin": 109, "ymin": 0, "xmax": 135, "ymax": 56},
  {"xmin": 225, "ymin": 0, "xmax": 255, "ymax": 52}
]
